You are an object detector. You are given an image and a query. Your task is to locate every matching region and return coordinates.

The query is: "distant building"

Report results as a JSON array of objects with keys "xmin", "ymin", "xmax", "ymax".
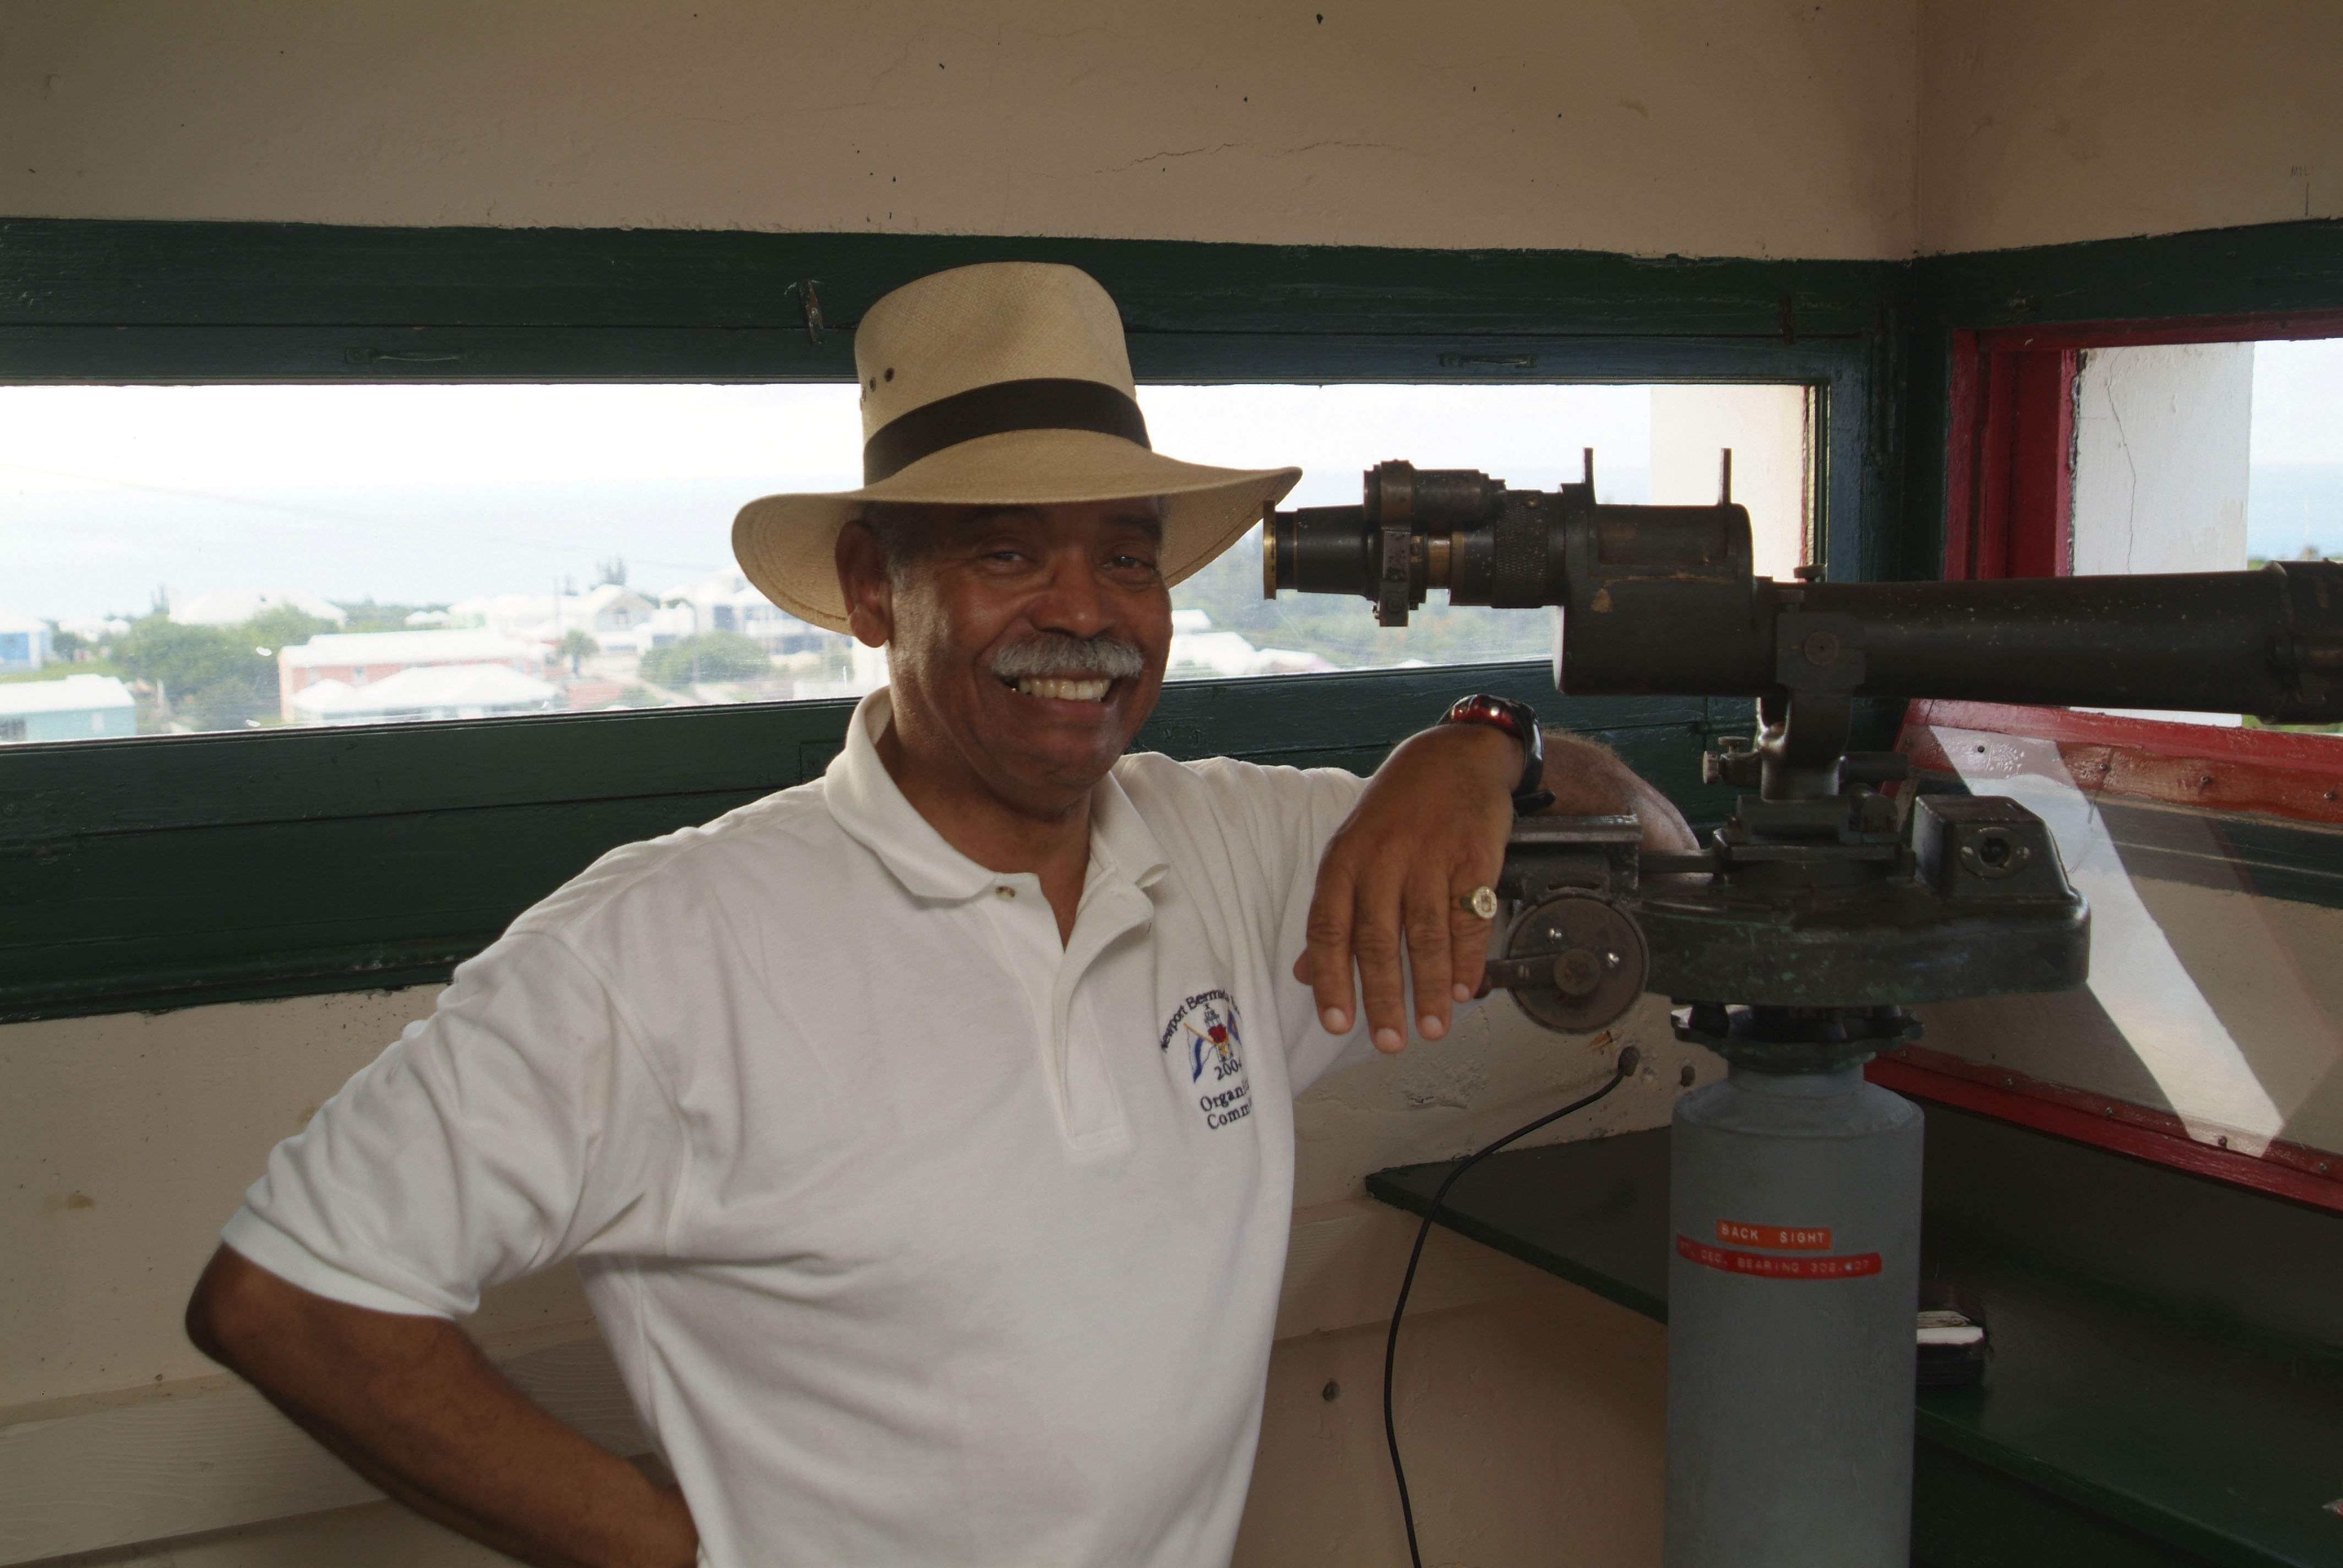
[
  {"xmin": 1165, "ymin": 609, "xmax": 1336, "ymax": 678},
  {"xmin": 571, "ymin": 584, "xmax": 657, "ymax": 636},
  {"xmin": 596, "ymin": 603, "xmax": 696, "ymax": 656},
  {"xmin": 661, "ymin": 574, "xmax": 840, "ymax": 655},
  {"xmin": 0, "ymin": 674, "xmax": 137, "ymax": 743},
  {"xmin": 290, "ymin": 663, "xmax": 560, "ymax": 725},
  {"xmin": 0, "ymin": 613, "xmax": 53, "ymax": 673},
  {"xmin": 277, "ymin": 629, "xmax": 544, "ymax": 720},
  {"xmin": 445, "ymin": 586, "xmax": 658, "ymax": 646},
  {"xmin": 55, "ymin": 617, "xmax": 132, "ymax": 646},
  {"xmin": 557, "ymin": 676, "xmax": 633, "ymax": 710},
  {"xmin": 173, "ymin": 589, "xmax": 348, "ymax": 628},
  {"xmin": 443, "ymin": 593, "xmax": 554, "ymax": 639}
]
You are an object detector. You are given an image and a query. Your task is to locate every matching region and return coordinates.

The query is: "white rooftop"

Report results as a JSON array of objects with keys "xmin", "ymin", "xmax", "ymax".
[
  {"xmin": 56, "ymin": 617, "xmax": 131, "ymax": 641},
  {"xmin": 281, "ymin": 629, "xmax": 538, "ymax": 668},
  {"xmin": 576, "ymin": 584, "xmax": 652, "ymax": 613},
  {"xmin": 0, "ymin": 674, "xmax": 135, "ymax": 717},
  {"xmin": 175, "ymin": 589, "xmax": 347, "ymax": 628},
  {"xmin": 292, "ymin": 663, "xmax": 558, "ymax": 720},
  {"xmin": 446, "ymin": 592, "xmax": 552, "ymax": 619}
]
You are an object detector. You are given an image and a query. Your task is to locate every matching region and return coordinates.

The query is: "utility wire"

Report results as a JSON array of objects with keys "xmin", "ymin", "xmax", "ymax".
[{"xmin": 1384, "ymin": 1044, "xmax": 1642, "ymax": 1568}]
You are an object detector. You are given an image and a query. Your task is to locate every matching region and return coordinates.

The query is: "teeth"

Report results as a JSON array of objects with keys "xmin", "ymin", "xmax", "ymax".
[{"xmin": 1014, "ymin": 676, "xmax": 1111, "ymax": 702}]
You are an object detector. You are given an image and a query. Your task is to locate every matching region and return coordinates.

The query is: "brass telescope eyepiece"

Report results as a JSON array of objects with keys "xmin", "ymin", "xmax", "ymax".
[
  {"xmin": 1265, "ymin": 454, "xmax": 1753, "ymax": 634},
  {"xmin": 1263, "ymin": 460, "xmax": 1520, "ymax": 624}
]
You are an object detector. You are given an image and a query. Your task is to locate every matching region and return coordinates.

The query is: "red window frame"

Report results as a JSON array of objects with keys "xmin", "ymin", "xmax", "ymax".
[{"xmin": 1897, "ymin": 312, "xmax": 2343, "ymax": 1211}]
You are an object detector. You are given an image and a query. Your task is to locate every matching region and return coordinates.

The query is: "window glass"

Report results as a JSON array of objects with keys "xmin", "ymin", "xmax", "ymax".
[
  {"xmin": 1914, "ymin": 339, "xmax": 2343, "ymax": 1176},
  {"xmin": 1904, "ymin": 705, "xmax": 2343, "ymax": 1175},
  {"xmin": 1, "ymin": 380, "xmax": 1810, "ymax": 744}
]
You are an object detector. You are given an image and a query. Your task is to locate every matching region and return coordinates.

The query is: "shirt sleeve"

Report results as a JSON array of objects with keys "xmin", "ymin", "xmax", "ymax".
[
  {"xmin": 1180, "ymin": 755, "xmax": 1501, "ymax": 1096},
  {"xmin": 220, "ymin": 930, "xmax": 683, "ymax": 1318},
  {"xmin": 1172, "ymin": 756, "xmax": 1428, "ymax": 1094}
]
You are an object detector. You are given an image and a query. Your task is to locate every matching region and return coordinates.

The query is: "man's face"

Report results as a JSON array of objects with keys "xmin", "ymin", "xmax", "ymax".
[{"xmin": 838, "ymin": 498, "xmax": 1173, "ymax": 818}]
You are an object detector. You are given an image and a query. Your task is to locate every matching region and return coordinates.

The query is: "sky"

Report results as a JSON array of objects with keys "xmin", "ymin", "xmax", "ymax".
[
  {"xmin": 2244, "ymin": 338, "xmax": 2343, "ymax": 560},
  {"xmin": 1, "ymin": 383, "xmax": 1654, "ymax": 622},
  {"xmin": 2248, "ymin": 337, "xmax": 2343, "ymax": 465},
  {"xmin": 4, "ymin": 340, "xmax": 2339, "ymax": 623}
]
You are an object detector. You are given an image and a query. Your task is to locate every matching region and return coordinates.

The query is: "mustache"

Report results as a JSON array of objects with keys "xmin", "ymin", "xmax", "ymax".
[{"xmin": 990, "ymin": 633, "xmax": 1148, "ymax": 681}]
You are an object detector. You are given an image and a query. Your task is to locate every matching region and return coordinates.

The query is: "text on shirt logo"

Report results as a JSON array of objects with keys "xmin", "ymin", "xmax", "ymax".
[{"xmin": 1159, "ymin": 989, "xmax": 1251, "ymax": 1131}]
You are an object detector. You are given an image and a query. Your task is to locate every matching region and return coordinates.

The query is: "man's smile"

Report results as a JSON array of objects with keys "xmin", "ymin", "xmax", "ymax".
[
  {"xmin": 987, "ymin": 627, "xmax": 1148, "ymax": 711},
  {"xmin": 1002, "ymin": 674, "xmax": 1115, "ymax": 703}
]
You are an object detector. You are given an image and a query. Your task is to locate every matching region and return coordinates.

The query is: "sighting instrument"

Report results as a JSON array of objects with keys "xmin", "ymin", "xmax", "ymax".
[{"xmin": 1266, "ymin": 455, "xmax": 2343, "ymax": 1567}]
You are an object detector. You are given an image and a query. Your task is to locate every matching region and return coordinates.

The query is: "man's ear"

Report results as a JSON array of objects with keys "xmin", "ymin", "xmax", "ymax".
[{"xmin": 835, "ymin": 519, "xmax": 893, "ymax": 650}]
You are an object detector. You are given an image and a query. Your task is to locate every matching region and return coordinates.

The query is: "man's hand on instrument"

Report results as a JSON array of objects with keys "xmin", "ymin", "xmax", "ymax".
[
  {"xmin": 1296, "ymin": 724, "xmax": 1520, "ymax": 1053},
  {"xmin": 1296, "ymin": 726, "xmax": 1699, "ymax": 1053}
]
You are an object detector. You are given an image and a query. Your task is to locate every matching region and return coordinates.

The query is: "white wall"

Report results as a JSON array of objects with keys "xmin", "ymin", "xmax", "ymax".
[
  {"xmin": 1649, "ymin": 385, "xmax": 1812, "ymax": 581},
  {"xmin": 1917, "ymin": 0, "xmax": 2343, "ymax": 252},
  {"xmin": 2070, "ymin": 343, "xmax": 2255, "ymax": 577},
  {"xmin": 15, "ymin": 2, "xmax": 2343, "ymax": 259},
  {"xmin": 2067, "ymin": 341, "xmax": 2255, "ymax": 727},
  {"xmin": 0, "ymin": 0, "xmax": 1920, "ymax": 258}
]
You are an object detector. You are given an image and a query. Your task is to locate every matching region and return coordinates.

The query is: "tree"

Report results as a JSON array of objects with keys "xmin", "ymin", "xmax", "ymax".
[
  {"xmin": 114, "ymin": 617, "xmax": 262, "ymax": 699},
  {"xmin": 557, "ymin": 628, "xmax": 601, "ymax": 675},
  {"xmin": 336, "ymin": 600, "xmax": 442, "ymax": 634},
  {"xmin": 184, "ymin": 678, "xmax": 276, "ymax": 732},
  {"xmin": 113, "ymin": 608, "xmax": 336, "ymax": 732},
  {"xmin": 595, "ymin": 556, "xmax": 628, "ymax": 588},
  {"xmin": 641, "ymin": 631, "xmax": 769, "ymax": 689},
  {"xmin": 247, "ymin": 605, "xmax": 340, "ymax": 652}
]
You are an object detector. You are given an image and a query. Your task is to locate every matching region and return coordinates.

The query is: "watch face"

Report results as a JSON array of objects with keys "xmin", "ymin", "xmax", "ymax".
[
  {"xmin": 1442, "ymin": 696, "xmax": 1543, "ymax": 801},
  {"xmin": 1450, "ymin": 694, "xmax": 1530, "ymax": 736}
]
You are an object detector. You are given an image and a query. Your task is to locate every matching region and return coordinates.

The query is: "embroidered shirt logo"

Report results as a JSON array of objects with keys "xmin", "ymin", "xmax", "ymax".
[{"xmin": 1159, "ymin": 989, "xmax": 1252, "ymax": 1131}]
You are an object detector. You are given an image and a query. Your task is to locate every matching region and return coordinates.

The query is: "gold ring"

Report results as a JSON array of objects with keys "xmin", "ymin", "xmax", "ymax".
[{"xmin": 1459, "ymin": 885, "xmax": 1499, "ymax": 920}]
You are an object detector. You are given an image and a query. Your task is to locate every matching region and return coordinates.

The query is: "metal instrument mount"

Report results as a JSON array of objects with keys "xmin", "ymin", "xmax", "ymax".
[
  {"xmin": 1265, "ymin": 453, "xmax": 2343, "ymax": 1070},
  {"xmin": 1494, "ymin": 788, "xmax": 2084, "ymax": 1071}
]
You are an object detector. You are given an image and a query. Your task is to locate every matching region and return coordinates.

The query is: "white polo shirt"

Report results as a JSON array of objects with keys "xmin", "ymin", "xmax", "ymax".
[{"xmin": 222, "ymin": 688, "xmax": 1379, "ymax": 1567}]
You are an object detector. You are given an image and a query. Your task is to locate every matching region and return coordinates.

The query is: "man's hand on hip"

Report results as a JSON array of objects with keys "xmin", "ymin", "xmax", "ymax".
[
  {"xmin": 186, "ymin": 1246, "xmax": 699, "ymax": 1568},
  {"xmin": 1297, "ymin": 724, "xmax": 1698, "ymax": 1054}
]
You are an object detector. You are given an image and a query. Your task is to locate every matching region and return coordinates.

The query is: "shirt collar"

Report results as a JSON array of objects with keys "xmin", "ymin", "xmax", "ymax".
[
  {"xmin": 1089, "ymin": 762, "xmax": 1170, "ymax": 892},
  {"xmin": 824, "ymin": 688, "xmax": 1170, "ymax": 901}
]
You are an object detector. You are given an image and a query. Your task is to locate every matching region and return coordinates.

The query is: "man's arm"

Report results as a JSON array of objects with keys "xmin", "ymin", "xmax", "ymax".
[
  {"xmin": 1298, "ymin": 724, "xmax": 1695, "ymax": 1053},
  {"xmin": 186, "ymin": 1245, "xmax": 697, "ymax": 1568},
  {"xmin": 1528, "ymin": 728, "xmax": 1700, "ymax": 851}
]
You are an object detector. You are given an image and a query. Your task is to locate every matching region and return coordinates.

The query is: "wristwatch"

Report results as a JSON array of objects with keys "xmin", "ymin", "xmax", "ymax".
[{"xmin": 1438, "ymin": 694, "xmax": 1555, "ymax": 814}]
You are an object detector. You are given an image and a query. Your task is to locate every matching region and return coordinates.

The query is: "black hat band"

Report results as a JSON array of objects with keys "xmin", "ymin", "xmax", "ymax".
[{"xmin": 862, "ymin": 378, "xmax": 1151, "ymax": 485}]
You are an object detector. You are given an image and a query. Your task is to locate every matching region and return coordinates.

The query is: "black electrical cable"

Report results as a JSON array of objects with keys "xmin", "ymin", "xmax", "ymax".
[{"xmin": 1383, "ymin": 1044, "xmax": 1642, "ymax": 1568}]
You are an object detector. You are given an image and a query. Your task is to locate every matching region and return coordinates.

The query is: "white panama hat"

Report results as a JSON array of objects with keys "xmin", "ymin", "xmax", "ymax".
[{"xmin": 732, "ymin": 262, "xmax": 1302, "ymax": 634}]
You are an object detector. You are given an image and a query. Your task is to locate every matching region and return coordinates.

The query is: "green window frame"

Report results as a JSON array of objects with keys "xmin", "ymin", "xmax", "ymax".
[{"xmin": 32, "ymin": 216, "xmax": 2342, "ymax": 1023}]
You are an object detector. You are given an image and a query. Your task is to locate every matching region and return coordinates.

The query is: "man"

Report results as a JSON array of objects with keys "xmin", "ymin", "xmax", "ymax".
[{"xmin": 186, "ymin": 263, "xmax": 1692, "ymax": 1567}]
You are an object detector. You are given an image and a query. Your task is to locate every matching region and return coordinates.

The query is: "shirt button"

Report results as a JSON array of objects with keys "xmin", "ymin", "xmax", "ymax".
[{"xmin": 995, "ymin": 885, "xmax": 1016, "ymax": 899}]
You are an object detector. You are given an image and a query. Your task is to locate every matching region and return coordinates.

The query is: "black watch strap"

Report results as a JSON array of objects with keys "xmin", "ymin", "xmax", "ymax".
[{"xmin": 1438, "ymin": 694, "xmax": 1554, "ymax": 814}]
